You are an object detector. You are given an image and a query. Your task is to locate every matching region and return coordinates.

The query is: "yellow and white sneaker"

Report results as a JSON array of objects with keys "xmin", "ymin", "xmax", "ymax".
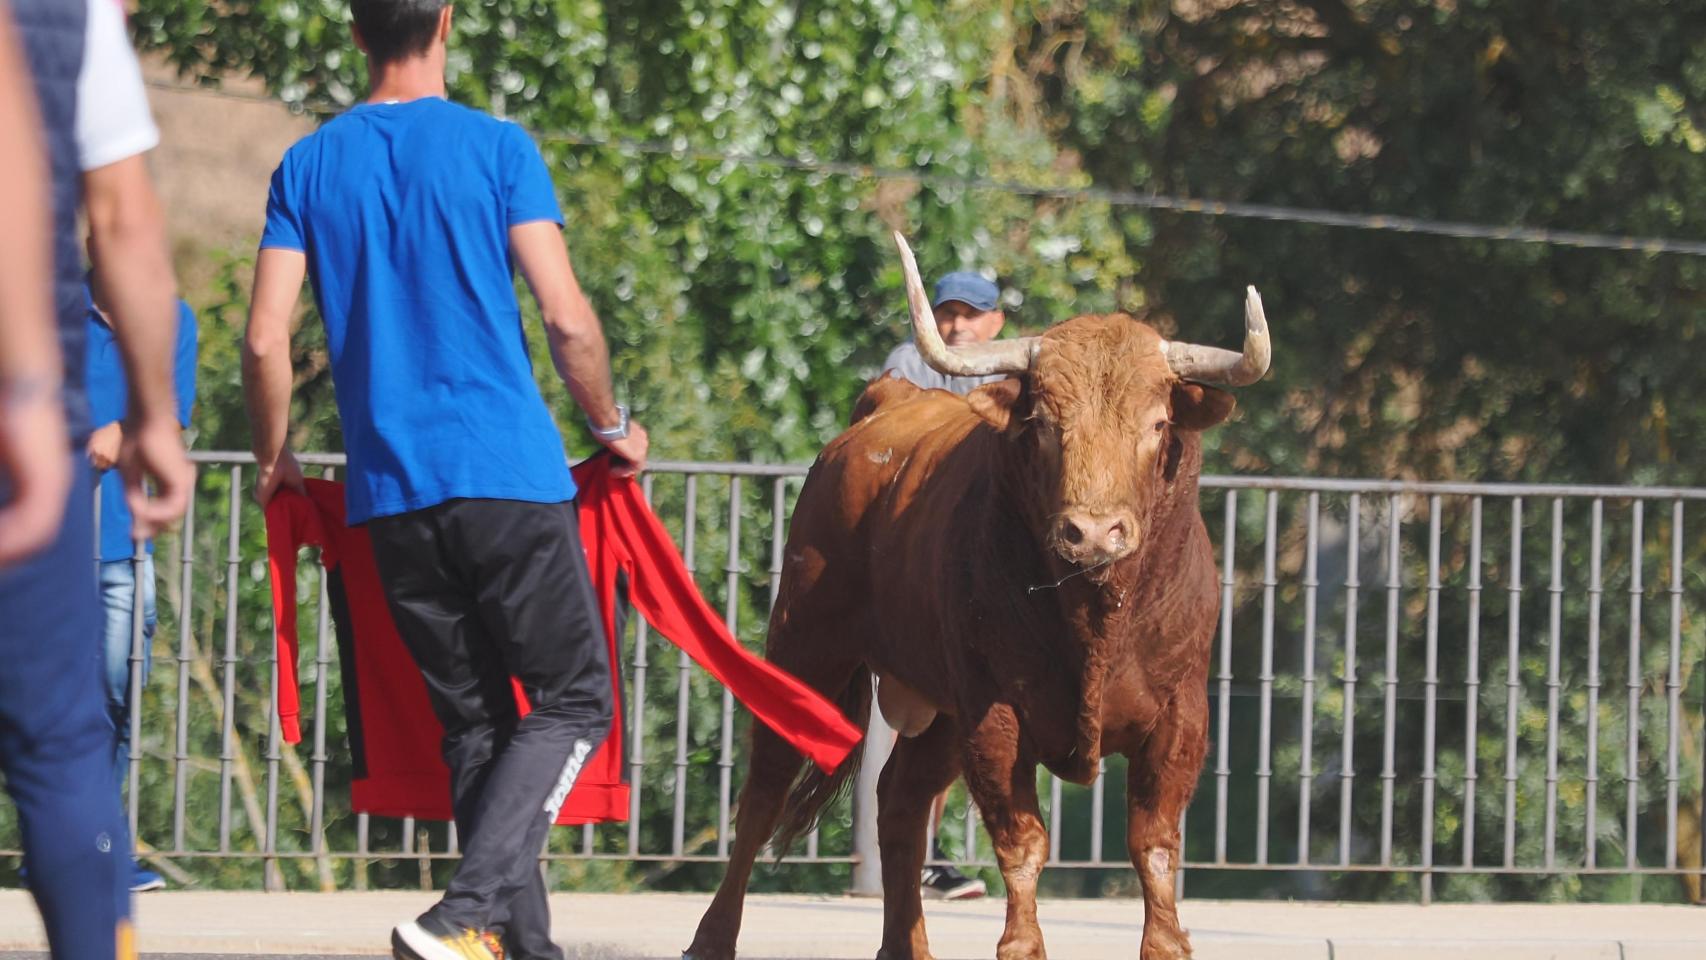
[{"xmin": 392, "ymin": 918, "xmax": 505, "ymax": 960}]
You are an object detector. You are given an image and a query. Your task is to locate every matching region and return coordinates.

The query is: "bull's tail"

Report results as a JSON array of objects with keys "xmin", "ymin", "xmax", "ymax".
[{"xmin": 770, "ymin": 664, "xmax": 871, "ymax": 857}]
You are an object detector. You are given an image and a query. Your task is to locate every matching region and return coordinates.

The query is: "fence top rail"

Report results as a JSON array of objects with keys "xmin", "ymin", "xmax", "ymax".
[{"xmin": 186, "ymin": 451, "xmax": 1706, "ymax": 501}]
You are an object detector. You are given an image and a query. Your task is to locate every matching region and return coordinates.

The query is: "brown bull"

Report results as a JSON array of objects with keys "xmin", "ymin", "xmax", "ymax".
[{"xmin": 686, "ymin": 233, "xmax": 1272, "ymax": 960}]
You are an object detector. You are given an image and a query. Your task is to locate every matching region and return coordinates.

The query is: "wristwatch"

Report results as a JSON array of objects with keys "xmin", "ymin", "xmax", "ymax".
[{"xmin": 588, "ymin": 403, "xmax": 630, "ymax": 442}]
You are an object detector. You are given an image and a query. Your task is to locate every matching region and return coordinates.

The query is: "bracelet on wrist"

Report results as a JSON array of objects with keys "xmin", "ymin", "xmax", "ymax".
[
  {"xmin": 0, "ymin": 376, "xmax": 62, "ymax": 409},
  {"xmin": 588, "ymin": 403, "xmax": 630, "ymax": 442}
]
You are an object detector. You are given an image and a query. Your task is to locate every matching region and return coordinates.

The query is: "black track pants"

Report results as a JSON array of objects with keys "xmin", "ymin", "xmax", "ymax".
[{"xmin": 369, "ymin": 497, "xmax": 613, "ymax": 959}]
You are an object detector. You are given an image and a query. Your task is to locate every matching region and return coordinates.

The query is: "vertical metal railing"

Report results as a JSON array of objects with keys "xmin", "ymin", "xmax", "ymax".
[
  {"xmin": 1503, "ymin": 497, "xmax": 1523, "ymax": 869},
  {"xmin": 217, "ymin": 466, "xmax": 241, "ymax": 854},
  {"xmin": 1296, "ymin": 492, "xmax": 1320, "ymax": 867},
  {"xmin": 1544, "ymin": 499, "xmax": 1564, "ymax": 870},
  {"xmin": 1255, "ymin": 492, "xmax": 1277, "ymax": 865},
  {"xmin": 1339, "ymin": 492, "xmax": 1361, "ymax": 868},
  {"xmin": 1420, "ymin": 496, "xmax": 1441, "ymax": 903},
  {"xmin": 717, "ymin": 477, "xmax": 741, "ymax": 859},
  {"xmin": 1379, "ymin": 497, "xmax": 1401, "ymax": 868},
  {"xmin": 673, "ymin": 474, "xmax": 697, "ymax": 859},
  {"xmin": 1627, "ymin": 502, "xmax": 1644, "ymax": 871},
  {"xmin": 30, "ymin": 457, "xmax": 1706, "ymax": 901},
  {"xmin": 1585, "ymin": 499, "xmax": 1603, "ymax": 868},
  {"xmin": 1214, "ymin": 491, "xmax": 1236, "ymax": 863},
  {"xmin": 1666, "ymin": 501, "xmax": 1685, "ymax": 870},
  {"xmin": 172, "ymin": 490, "xmax": 195, "ymax": 853},
  {"xmin": 1462, "ymin": 497, "xmax": 1483, "ymax": 869}
]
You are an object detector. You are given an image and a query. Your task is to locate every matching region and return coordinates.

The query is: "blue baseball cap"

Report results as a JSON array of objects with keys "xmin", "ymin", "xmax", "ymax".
[{"xmin": 931, "ymin": 271, "xmax": 1000, "ymax": 312}]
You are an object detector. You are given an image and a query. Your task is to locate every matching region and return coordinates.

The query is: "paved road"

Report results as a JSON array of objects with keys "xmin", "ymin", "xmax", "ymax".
[{"xmin": 2, "ymin": 891, "xmax": 1705, "ymax": 958}]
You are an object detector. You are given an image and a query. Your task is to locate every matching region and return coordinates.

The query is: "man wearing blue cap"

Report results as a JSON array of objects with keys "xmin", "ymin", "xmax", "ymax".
[
  {"xmin": 877, "ymin": 267, "xmax": 1004, "ymax": 901},
  {"xmin": 881, "ymin": 270, "xmax": 1008, "ymax": 397}
]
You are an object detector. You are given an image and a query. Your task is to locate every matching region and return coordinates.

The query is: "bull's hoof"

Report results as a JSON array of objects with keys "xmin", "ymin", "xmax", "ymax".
[
  {"xmin": 682, "ymin": 941, "xmax": 736, "ymax": 960},
  {"xmin": 873, "ymin": 950, "xmax": 934, "ymax": 960},
  {"xmin": 1139, "ymin": 929, "xmax": 1192, "ymax": 960},
  {"xmin": 994, "ymin": 935, "xmax": 1046, "ymax": 960}
]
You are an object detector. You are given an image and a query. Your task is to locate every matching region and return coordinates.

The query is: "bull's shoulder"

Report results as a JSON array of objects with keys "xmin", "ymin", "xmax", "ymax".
[{"xmin": 849, "ymin": 373, "xmax": 924, "ymax": 425}]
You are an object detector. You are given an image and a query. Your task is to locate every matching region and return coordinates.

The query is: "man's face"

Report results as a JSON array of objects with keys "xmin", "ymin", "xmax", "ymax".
[{"xmin": 933, "ymin": 300, "xmax": 1005, "ymax": 346}]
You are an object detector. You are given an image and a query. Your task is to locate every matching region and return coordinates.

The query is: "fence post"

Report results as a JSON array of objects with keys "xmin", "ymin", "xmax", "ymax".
[{"xmin": 850, "ymin": 685, "xmax": 892, "ymax": 897}]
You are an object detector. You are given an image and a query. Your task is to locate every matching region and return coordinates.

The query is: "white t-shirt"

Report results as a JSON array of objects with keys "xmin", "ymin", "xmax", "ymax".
[{"xmin": 74, "ymin": 0, "xmax": 158, "ymax": 171}]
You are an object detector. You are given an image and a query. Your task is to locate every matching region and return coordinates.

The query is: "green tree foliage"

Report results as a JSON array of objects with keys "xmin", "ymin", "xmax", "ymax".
[{"xmin": 1013, "ymin": 0, "xmax": 1706, "ymax": 484}]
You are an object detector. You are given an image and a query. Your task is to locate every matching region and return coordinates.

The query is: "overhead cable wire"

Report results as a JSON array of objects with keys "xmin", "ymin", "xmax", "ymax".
[{"xmin": 145, "ymin": 79, "xmax": 1706, "ymax": 258}]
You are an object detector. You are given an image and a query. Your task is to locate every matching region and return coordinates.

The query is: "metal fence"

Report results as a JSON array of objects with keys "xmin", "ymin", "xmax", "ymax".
[{"xmin": 7, "ymin": 453, "xmax": 1704, "ymax": 901}]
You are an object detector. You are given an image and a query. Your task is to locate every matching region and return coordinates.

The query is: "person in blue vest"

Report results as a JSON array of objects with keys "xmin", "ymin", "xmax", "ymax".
[
  {"xmin": 2, "ymin": 0, "xmax": 195, "ymax": 956},
  {"xmin": 84, "ymin": 242, "xmax": 199, "ymax": 894},
  {"xmin": 244, "ymin": 2, "xmax": 647, "ymax": 958}
]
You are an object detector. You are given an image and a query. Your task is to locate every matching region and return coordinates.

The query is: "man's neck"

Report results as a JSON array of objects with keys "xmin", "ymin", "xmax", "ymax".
[{"xmin": 365, "ymin": 54, "xmax": 447, "ymax": 104}]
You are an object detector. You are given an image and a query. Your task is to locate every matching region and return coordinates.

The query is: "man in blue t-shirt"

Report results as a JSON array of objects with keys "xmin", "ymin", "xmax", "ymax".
[
  {"xmin": 243, "ymin": 3, "xmax": 647, "ymax": 958},
  {"xmin": 84, "ymin": 249, "xmax": 198, "ymax": 895}
]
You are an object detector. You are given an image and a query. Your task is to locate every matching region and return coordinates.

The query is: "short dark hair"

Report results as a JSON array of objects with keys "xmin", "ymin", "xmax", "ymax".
[{"xmin": 351, "ymin": 0, "xmax": 446, "ymax": 65}]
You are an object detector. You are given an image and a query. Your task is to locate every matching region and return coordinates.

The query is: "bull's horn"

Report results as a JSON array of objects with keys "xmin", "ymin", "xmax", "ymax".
[
  {"xmin": 1159, "ymin": 285, "xmax": 1272, "ymax": 386},
  {"xmin": 895, "ymin": 231, "xmax": 1037, "ymax": 377}
]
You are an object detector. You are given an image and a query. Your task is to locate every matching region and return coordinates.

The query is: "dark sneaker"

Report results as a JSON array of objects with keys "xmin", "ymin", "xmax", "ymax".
[
  {"xmin": 921, "ymin": 863, "xmax": 987, "ymax": 900},
  {"xmin": 392, "ymin": 916, "xmax": 505, "ymax": 960},
  {"xmin": 130, "ymin": 865, "xmax": 166, "ymax": 892}
]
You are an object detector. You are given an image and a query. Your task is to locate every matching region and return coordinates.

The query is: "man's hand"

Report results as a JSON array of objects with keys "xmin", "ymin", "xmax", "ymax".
[
  {"xmin": 0, "ymin": 387, "xmax": 69, "ymax": 566},
  {"xmin": 118, "ymin": 411, "xmax": 193, "ymax": 541},
  {"xmin": 253, "ymin": 448, "xmax": 305, "ymax": 507},
  {"xmin": 602, "ymin": 421, "xmax": 650, "ymax": 478},
  {"xmin": 87, "ymin": 421, "xmax": 122, "ymax": 470}
]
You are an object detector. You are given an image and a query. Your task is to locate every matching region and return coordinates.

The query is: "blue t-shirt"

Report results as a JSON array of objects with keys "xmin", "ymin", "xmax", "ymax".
[
  {"xmin": 260, "ymin": 97, "xmax": 576, "ymax": 524},
  {"xmin": 85, "ymin": 289, "xmax": 199, "ymax": 562}
]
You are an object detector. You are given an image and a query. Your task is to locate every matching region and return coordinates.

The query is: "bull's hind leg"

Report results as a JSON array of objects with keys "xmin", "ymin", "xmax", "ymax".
[
  {"xmin": 683, "ymin": 720, "xmax": 807, "ymax": 960},
  {"xmin": 959, "ymin": 702, "xmax": 1048, "ymax": 960},
  {"xmin": 685, "ymin": 644, "xmax": 863, "ymax": 960},
  {"xmin": 1125, "ymin": 686, "xmax": 1209, "ymax": 960},
  {"xmin": 876, "ymin": 714, "xmax": 961, "ymax": 960}
]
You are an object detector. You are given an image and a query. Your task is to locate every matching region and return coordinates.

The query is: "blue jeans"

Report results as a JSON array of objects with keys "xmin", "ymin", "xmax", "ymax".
[
  {"xmin": 100, "ymin": 556, "xmax": 155, "ymax": 801},
  {"xmin": 0, "ymin": 456, "xmax": 131, "ymax": 956}
]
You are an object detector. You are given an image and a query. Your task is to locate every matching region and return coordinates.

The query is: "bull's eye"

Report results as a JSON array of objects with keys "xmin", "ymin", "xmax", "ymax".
[{"xmin": 1153, "ymin": 419, "xmax": 1169, "ymax": 434}]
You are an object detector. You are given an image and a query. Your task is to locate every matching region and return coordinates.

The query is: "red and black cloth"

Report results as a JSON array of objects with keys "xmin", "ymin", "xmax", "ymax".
[{"xmin": 265, "ymin": 455, "xmax": 861, "ymax": 824}]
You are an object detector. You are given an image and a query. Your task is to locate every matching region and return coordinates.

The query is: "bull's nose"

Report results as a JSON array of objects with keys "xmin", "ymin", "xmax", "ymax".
[{"xmin": 1053, "ymin": 512, "xmax": 1137, "ymax": 565}]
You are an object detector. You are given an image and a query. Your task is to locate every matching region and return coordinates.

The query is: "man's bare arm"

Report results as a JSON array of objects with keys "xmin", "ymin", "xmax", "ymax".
[
  {"xmin": 0, "ymin": 9, "xmax": 68, "ymax": 564},
  {"xmin": 83, "ymin": 153, "xmax": 194, "ymax": 537},
  {"xmin": 242, "ymin": 247, "xmax": 307, "ymax": 505},
  {"xmin": 84, "ymin": 154, "xmax": 176, "ymax": 424},
  {"xmin": 510, "ymin": 221, "xmax": 648, "ymax": 474}
]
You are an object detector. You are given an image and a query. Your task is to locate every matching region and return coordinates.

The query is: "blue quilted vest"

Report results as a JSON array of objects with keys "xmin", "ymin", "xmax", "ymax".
[{"xmin": 12, "ymin": 0, "xmax": 90, "ymax": 439}]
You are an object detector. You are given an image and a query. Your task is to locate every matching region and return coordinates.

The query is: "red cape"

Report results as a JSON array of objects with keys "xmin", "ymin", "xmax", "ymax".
[{"xmin": 265, "ymin": 456, "xmax": 861, "ymax": 823}]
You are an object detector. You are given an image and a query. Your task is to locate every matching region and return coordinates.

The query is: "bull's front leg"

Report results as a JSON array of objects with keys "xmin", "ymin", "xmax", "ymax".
[
  {"xmin": 1124, "ymin": 685, "xmax": 1209, "ymax": 960},
  {"xmin": 960, "ymin": 702, "xmax": 1048, "ymax": 960}
]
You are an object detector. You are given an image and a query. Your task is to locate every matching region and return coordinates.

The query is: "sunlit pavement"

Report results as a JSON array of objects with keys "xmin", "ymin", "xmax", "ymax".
[{"xmin": 1, "ymin": 890, "xmax": 1704, "ymax": 958}]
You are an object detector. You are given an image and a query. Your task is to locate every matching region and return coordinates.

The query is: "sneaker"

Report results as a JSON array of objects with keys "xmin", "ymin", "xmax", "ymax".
[
  {"xmin": 392, "ymin": 917, "xmax": 504, "ymax": 960},
  {"xmin": 130, "ymin": 865, "xmax": 166, "ymax": 892},
  {"xmin": 921, "ymin": 863, "xmax": 987, "ymax": 900}
]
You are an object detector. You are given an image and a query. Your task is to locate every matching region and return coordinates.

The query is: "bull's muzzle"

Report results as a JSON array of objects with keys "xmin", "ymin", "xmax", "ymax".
[{"xmin": 1051, "ymin": 510, "xmax": 1139, "ymax": 567}]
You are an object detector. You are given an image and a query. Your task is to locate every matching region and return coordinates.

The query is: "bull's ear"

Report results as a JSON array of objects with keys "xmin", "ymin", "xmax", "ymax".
[
  {"xmin": 1170, "ymin": 382, "xmax": 1237, "ymax": 431},
  {"xmin": 967, "ymin": 377, "xmax": 1025, "ymax": 432}
]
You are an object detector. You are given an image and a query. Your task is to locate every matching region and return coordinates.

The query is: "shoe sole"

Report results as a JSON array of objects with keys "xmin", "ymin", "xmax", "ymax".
[
  {"xmin": 391, "ymin": 921, "xmax": 497, "ymax": 960},
  {"xmin": 130, "ymin": 878, "xmax": 165, "ymax": 892},
  {"xmin": 392, "ymin": 924, "xmax": 439, "ymax": 960}
]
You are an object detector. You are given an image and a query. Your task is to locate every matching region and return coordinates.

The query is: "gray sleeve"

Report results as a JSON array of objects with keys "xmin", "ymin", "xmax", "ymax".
[
  {"xmin": 879, "ymin": 341, "xmax": 1005, "ymax": 395},
  {"xmin": 881, "ymin": 341, "xmax": 949, "ymax": 391}
]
